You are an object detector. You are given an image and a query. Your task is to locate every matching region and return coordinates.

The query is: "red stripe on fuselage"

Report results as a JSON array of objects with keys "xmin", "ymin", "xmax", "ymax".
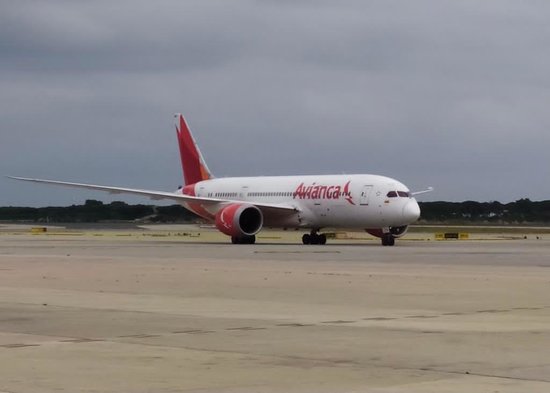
[{"xmin": 182, "ymin": 184, "xmax": 215, "ymax": 220}]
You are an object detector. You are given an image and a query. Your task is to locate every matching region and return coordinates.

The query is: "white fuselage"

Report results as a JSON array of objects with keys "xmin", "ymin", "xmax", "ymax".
[{"xmin": 183, "ymin": 174, "xmax": 420, "ymax": 229}]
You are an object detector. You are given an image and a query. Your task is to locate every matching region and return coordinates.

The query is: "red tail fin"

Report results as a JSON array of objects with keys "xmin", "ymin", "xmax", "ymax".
[{"xmin": 175, "ymin": 114, "xmax": 213, "ymax": 185}]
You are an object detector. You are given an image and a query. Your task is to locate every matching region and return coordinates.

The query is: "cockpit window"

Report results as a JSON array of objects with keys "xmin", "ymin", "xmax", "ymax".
[{"xmin": 387, "ymin": 191, "xmax": 411, "ymax": 198}]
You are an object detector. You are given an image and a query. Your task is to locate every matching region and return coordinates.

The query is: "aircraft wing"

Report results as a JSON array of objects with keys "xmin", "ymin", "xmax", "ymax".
[{"xmin": 7, "ymin": 176, "xmax": 299, "ymax": 213}]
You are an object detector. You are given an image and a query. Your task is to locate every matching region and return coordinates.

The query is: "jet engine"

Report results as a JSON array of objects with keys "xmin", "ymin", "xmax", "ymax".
[
  {"xmin": 215, "ymin": 203, "xmax": 263, "ymax": 237},
  {"xmin": 366, "ymin": 225, "xmax": 409, "ymax": 239}
]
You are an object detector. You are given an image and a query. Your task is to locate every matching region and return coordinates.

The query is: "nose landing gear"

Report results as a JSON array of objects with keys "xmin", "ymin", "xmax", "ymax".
[
  {"xmin": 381, "ymin": 233, "xmax": 395, "ymax": 246},
  {"xmin": 302, "ymin": 230, "xmax": 327, "ymax": 245}
]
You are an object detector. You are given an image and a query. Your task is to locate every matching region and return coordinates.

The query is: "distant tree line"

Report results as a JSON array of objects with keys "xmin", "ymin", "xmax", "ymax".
[
  {"xmin": 418, "ymin": 199, "xmax": 550, "ymax": 224},
  {"xmin": 1, "ymin": 199, "xmax": 550, "ymax": 224},
  {"xmin": 0, "ymin": 200, "xmax": 198, "ymax": 223}
]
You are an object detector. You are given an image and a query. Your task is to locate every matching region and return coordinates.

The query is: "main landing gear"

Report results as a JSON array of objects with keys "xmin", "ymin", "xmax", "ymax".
[
  {"xmin": 381, "ymin": 233, "xmax": 395, "ymax": 246},
  {"xmin": 231, "ymin": 235, "xmax": 256, "ymax": 244},
  {"xmin": 302, "ymin": 230, "xmax": 327, "ymax": 245}
]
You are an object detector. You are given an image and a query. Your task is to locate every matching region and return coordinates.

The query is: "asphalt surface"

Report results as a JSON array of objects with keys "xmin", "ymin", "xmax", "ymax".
[{"xmin": 0, "ymin": 225, "xmax": 549, "ymax": 392}]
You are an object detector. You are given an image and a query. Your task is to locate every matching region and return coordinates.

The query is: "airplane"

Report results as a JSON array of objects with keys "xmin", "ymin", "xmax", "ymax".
[{"xmin": 9, "ymin": 114, "xmax": 432, "ymax": 246}]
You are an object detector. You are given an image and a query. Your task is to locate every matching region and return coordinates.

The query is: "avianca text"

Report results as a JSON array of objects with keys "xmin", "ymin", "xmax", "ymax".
[{"xmin": 293, "ymin": 182, "xmax": 349, "ymax": 200}]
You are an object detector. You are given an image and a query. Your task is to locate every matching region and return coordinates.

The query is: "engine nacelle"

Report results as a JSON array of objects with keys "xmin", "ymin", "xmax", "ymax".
[
  {"xmin": 215, "ymin": 203, "xmax": 263, "ymax": 237},
  {"xmin": 366, "ymin": 225, "xmax": 409, "ymax": 239}
]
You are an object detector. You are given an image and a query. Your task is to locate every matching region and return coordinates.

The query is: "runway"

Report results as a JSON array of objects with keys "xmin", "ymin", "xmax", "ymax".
[{"xmin": 1, "ymin": 225, "xmax": 549, "ymax": 392}]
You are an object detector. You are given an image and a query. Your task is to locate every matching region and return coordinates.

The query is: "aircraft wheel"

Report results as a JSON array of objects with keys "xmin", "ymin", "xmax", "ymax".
[
  {"xmin": 319, "ymin": 234, "xmax": 327, "ymax": 245},
  {"xmin": 302, "ymin": 234, "xmax": 311, "ymax": 245},
  {"xmin": 232, "ymin": 235, "xmax": 256, "ymax": 244},
  {"xmin": 381, "ymin": 234, "xmax": 395, "ymax": 246}
]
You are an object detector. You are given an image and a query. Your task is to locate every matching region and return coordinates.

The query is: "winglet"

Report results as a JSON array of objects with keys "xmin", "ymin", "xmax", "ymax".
[
  {"xmin": 175, "ymin": 114, "xmax": 214, "ymax": 186},
  {"xmin": 411, "ymin": 187, "xmax": 434, "ymax": 196}
]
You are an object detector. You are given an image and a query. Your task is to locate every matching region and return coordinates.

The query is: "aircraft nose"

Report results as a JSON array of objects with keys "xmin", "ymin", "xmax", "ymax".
[{"xmin": 403, "ymin": 199, "xmax": 421, "ymax": 222}]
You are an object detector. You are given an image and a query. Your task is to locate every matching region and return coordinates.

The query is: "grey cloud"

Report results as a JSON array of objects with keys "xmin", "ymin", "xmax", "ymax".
[
  {"xmin": 2, "ymin": 0, "xmax": 550, "ymax": 206},
  {"xmin": 0, "ymin": 1, "xmax": 254, "ymax": 73}
]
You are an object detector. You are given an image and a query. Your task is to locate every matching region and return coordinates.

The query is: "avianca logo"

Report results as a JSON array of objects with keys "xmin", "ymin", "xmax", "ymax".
[{"xmin": 293, "ymin": 181, "xmax": 355, "ymax": 205}]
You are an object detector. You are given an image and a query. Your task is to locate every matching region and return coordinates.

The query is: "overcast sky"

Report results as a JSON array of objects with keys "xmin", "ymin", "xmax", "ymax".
[{"xmin": 2, "ymin": 0, "xmax": 550, "ymax": 206}]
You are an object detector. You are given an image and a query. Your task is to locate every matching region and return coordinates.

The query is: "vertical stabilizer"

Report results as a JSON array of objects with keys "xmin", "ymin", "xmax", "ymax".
[{"xmin": 175, "ymin": 114, "xmax": 214, "ymax": 185}]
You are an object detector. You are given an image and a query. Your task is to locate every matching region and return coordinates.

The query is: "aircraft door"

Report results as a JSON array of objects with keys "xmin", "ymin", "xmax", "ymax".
[
  {"xmin": 360, "ymin": 185, "xmax": 373, "ymax": 206},
  {"xmin": 239, "ymin": 186, "xmax": 248, "ymax": 200}
]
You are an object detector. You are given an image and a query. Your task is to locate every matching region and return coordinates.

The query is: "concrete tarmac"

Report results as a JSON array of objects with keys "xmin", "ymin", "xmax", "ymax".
[{"xmin": 0, "ymin": 225, "xmax": 549, "ymax": 392}]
